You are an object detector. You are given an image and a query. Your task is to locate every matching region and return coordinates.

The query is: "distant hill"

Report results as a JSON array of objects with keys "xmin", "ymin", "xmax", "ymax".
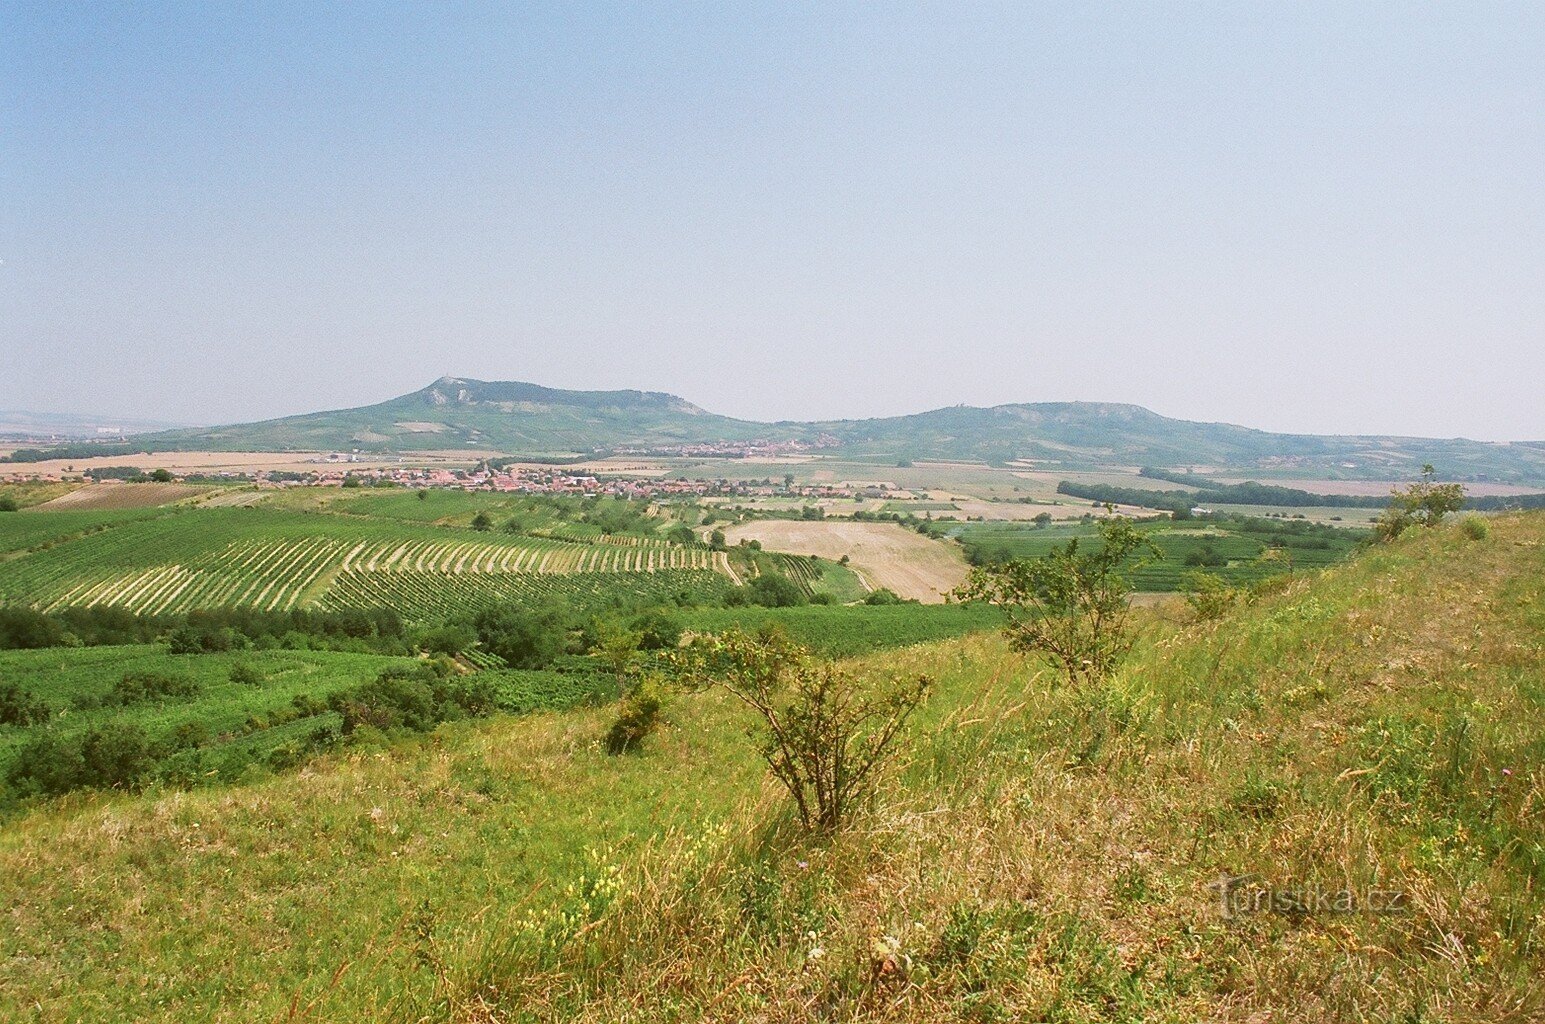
[
  {"xmin": 143, "ymin": 377, "xmax": 762, "ymax": 456},
  {"xmin": 135, "ymin": 377, "xmax": 1545, "ymax": 482}
]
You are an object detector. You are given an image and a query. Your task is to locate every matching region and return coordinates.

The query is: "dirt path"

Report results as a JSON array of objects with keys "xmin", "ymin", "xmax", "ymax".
[{"xmin": 721, "ymin": 520, "xmax": 968, "ymax": 603}]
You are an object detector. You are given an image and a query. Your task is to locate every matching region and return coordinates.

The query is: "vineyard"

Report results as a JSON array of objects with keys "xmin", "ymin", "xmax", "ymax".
[{"xmin": 0, "ymin": 507, "xmax": 735, "ymax": 620}]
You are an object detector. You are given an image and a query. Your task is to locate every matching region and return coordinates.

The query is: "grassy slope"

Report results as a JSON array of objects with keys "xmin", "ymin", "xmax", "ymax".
[{"xmin": 1, "ymin": 515, "xmax": 1541, "ymax": 1022}]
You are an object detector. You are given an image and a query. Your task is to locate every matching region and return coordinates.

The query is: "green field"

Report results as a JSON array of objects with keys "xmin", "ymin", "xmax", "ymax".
[
  {"xmin": 948, "ymin": 515, "xmax": 1368, "ymax": 590},
  {"xmin": 0, "ymin": 646, "xmax": 407, "ymax": 779},
  {"xmin": 678, "ymin": 602, "xmax": 1003, "ymax": 656}
]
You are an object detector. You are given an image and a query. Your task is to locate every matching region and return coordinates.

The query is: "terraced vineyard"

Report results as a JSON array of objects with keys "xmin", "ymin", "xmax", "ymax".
[{"xmin": 0, "ymin": 507, "xmax": 734, "ymax": 620}]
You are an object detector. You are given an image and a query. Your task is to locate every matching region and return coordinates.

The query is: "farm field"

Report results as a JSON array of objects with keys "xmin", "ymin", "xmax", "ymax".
[
  {"xmin": 0, "ymin": 505, "xmax": 734, "ymax": 620},
  {"xmin": 948, "ymin": 515, "xmax": 1369, "ymax": 591},
  {"xmin": 0, "ymin": 646, "xmax": 406, "ymax": 783},
  {"xmin": 678, "ymin": 602, "xmax": 1003, "ymax": 656},
  {"xmin": 35, "ymin": 481, "xmax": 211, "ymax": 509},
  {"xmin": 720, "ymin": 519, "xmax": 969, "ymax": 602}
]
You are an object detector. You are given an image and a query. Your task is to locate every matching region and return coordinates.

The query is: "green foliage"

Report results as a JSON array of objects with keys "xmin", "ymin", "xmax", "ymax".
[
  {"xmin": 676, "ymin": 628, "xmax": 931, "ymax": 829},
  {"xmin": 957, "ymin": 516, "xmax": 1156, "ymax": 687},
  {"xmin": 0, "ymin": 497, "xmax": 18, "ymax": 512},
  {"xmin": 1461, "ymin": 514, "xmax": 1490, "ymax": 541},
  {"xmin": 739, "ymin": 573, "xmax": 807, "ymax": 608},
  {"xmin": 227, "ymin": 664, "xmax": 264, "ymax": 688},
  {"xmin": 417, "ymin": 622, "xmax": 477, "ymax": 657},
  {"xmin": 1374, "ymin": 466, "xmax": 1467, "ymax": 542},
  {"xmin": 108, "ymin": 671, "xmax": 200, "ymax": 706},
  {"xmin": 470, "ymin": 511, "xmax": 493, "ymax": 531},
  {"xmin": 0, "ymin": 683, "xmax": 51, "ymax": 726},
  {"xmin": 605, "ymin": 676, "xmax": 667, "ymax": 754},
  {"xmin": 474, "ymin": 601, "xmax": 570, "ymax": 670},
  {"xmin": 1182, "ymin": 570, "xmax": 1240, "ymax": 621},
  {"xmin": 589, "ymin": 623, "xmax": 642, "ymax": 692}
]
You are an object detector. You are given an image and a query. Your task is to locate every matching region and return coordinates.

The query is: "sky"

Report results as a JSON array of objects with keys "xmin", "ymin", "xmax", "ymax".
[{"xmin": 2, "ymin": 2, "xmax": 1542, "ymax": 440}]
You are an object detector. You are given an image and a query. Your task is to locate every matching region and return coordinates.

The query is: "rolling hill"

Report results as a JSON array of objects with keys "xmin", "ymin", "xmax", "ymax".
[{"xmin": 131, "ymin": 377, "xmax": 1545, "ymax": 482}]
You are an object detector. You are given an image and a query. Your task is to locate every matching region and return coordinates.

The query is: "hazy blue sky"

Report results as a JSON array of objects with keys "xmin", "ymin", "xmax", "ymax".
[{"xmin": 3, "ymin": 3, "xmax": 1542, "ymax": 439}]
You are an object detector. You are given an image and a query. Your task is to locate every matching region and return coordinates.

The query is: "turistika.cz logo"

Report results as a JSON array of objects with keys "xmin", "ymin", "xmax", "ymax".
[{"xmin": 1207, "ymin": 875, "xmax": 1409, "ymax": 919}]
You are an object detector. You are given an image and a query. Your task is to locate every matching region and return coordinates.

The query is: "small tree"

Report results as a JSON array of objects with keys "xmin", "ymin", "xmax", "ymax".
[
  {"xmin": 955, "ymin": 515, "xmax": 1157, "ymax": 687},
  {"xmin": 590, "ymin": 624, "xmax": 642, "ymax": 693},
  {"xmin": 605, "ymin": 675, "xmax": 667, "ymax": 754},
  {"xmin": 676, "ymin": 628, "xmax": 930, "ymax": 830},
  {"xmin": 149, "ymin": 468, "xmax": 174, "ymax": 483},
  {"xmin": 470, "ymin": 511, "xmax": 493, "ymax": 532},
  {"xmin": 1374, "ymin": 465, "xmax": 1466, "ymax": 542},
  {"xmin": 1181, "ymin": 570, "xmax": 1238, "ymax": 621}
]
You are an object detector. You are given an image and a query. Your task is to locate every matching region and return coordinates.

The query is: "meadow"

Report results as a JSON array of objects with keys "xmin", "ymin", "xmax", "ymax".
[{"xmin": 0, "ymin": 513, "xmax": 1536, "ymax": 1021}]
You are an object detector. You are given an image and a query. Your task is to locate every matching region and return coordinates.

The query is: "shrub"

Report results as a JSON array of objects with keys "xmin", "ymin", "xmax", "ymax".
[
  {"xmin": 330, "ymin": 665, "xmax": 497, "ymax": 736},
  {"xmin": 0, "ymin": 683, "xmax": 51, "ymax": 726},
  {"xmin": 1374, "ymin": 465, "xmax": 1466, "ymax": 542},
  {"xmin": 1461, "ymin": 515, "xmax": 1490, "ymax": 541},
  {"xmin": 0, "ymin": 496, "xmax": 18, "ymax": 512},
  {"xmin": 630, "ymin": 609, "xmax": 683, "ymax": 650},
  {"xmin": 863, "ymin": 588, "xmax": 905, "ymax": 606},
  {"xmin": 0, "ymin": 608, "xmax": 69, "ymax": 650},
  {"xmin": 677, "ymin": 628, "xmax": 930, "ymax": 830},
  {"xmin": 744, "ymin": 573, "xmax": 806, "ymax": 608},
  {"xmin": 956, "ymin": 516, "xmax": 1157, "ymax": 688},
  {"xmin": 417, "ymin": 622, "xmax": 477, "ymax": 657},
  {"xmin": 605, "ymin": 676, "xmax": 667, "ymax": 754},
  {"xmin": 7, "ymin": 733, "xmax": 87, "ymax": 796},
  {"xmin": 78, "ymin": 722, "xmax": 157, "ymax": 789},
  {"xmin": 110, "ymin": 671, "xmax": 200, "ymax": 705},
  {"xmin": 474, "ymin": 601, "xmax": 570, "ymax": 669},
  {"xmin": 229, "ymin": 663, "xmax": 265, "ymax": 686},
  {"xmin": 1182, "ymin": 571, "xmax": 1240, "ymax": 621}
]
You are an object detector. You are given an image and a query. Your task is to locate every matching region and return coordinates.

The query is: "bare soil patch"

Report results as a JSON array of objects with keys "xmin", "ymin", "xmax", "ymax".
[{"xmin": 721, "ymin": 520, "xmax": 968, "ymax": 603}]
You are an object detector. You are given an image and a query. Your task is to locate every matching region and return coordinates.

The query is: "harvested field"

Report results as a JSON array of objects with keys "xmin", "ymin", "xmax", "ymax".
[
  {"xmin": 35, "ymin": 482, "xmax": 209, "ymax": 510},
  {"xmin": 720, "ymin": 520, "xmax": 967, "ymax": 602}
]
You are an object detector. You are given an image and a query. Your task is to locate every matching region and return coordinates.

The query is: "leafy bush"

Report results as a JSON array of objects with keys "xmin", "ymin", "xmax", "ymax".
[
  {"xmin": 742, "ymin": 573, "xmax": 806, "ymax": 608},
  {"xmin": 0, "ymin": 683, "xmax": 51, "ymax": 726},
  {"xmin": 956, "ymin": 516, "xmax": 1158, "ymax": 687},
  {"xmin": 330, "ymin": 665, "xmax": 497, "ymax": 735},
  {"xmin": 8, "ymin": 722, "xmax": 157, "ymax": 796},
  {"xmin": 166, "ymin": 625, "xmax": 244, "ymax": 655},
  {"xmin": 0, "ymin": 608, "xmax": 70, "ymax": 649},
  {"xmin": 630, "ymin": 609, "xmax": 683, "ymax": 650},
  {"xmin": 1461, "ymin": 515, "xmax": 1490, "ymax": 541},
  {"xmin": 676, "ymin": 628, "xmax": 931, "ymax": 830},
  {"xmin": 605, "ymin": 676, "xmax": 667, "ymax": 754},
  {"xmin": 417, "ymin": 622, "xmax": 477, "ymax": 657},
  {"xmin": 229, "ymin": 663, "xmax": 265, "ymax": 686},
  {"xmin": 110, "ymin": 670, "xmax": 200, "ymax": 706},
  {"xmin": 1374, "ymin": 466, "xmax": 1466, "ymax": 542},
  {"xmin": 1182, "ymin": 571, "xmax": 1240, "ymax": 621},
  {"xmin": 474, "ymin": 601, "xmax": 570, "ymax": 669}
]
